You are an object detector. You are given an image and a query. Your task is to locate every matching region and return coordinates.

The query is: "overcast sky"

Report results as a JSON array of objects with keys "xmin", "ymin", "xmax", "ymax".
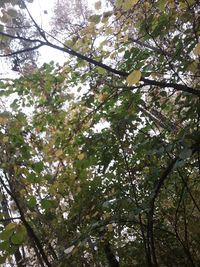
[
  {"xmin": 28, "ymin": 0, "xmax": 68, "ymax": 65},
  {"xmin": 0, "ymin": 0, "xmax": 102, "ymax": 76}
]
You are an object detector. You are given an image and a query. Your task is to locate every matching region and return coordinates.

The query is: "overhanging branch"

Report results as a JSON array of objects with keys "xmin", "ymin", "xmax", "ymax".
[
  {"xmin": 0, "ymin": 44, "xmax": 43, "ymax": 57},
  {"xmin": 0, "ymin": 26, "xmax": 200, "ymax": 97}
]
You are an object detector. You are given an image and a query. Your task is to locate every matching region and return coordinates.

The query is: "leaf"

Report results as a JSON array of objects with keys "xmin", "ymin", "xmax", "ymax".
[
  {"xmin": 64, "ymin": 245, "xmax": 75, "ymax": 254},
  {"xmin": 0, "ymin": 116, "xmax": 9, "ymax": 125},
  {"xmin": 97, "ymin": 67, "xmax": 107, "ymax": 75},
  {"xmin": 0, "ymin": 14, "xmax": 10, "ymax": 23},
  {"xmin": 95, "ymin": 1, "xmax": 101, "ymax": 10},
  {"xmin": 88, "ymin": 15, "xmax": 101, "ymax": 24},
  {"xmin": 0, "ymin": 256, "xmax": 7, "ymax": 264},
  {"xmin": 0, "ymin": 241, "xmax": 10, "ymax": 251},
  {"xmin": 0, "ymin": 223, "xmax": 17, "ymax": 240},
  {"xmin": 55, "ymin": 149, "xmax": 63, "ymax": 157},
  {"xmin": 5, "ymin": 222, "xmax": 17, "ymax": 231},
  {"xmin": 28, "ymin": 197, "xmax": 37, "ymax": 208},
  {"xmin": 96, "ymin": 93, "xmax": 109, "ymax": 103},
  {"xmin": 41, "ymin": 199, "xmax": 57, "ymax": 210},
  {"xmin": 179, "ymin": 148, "xmax": 192, "ymax": 160},
  {"xmin": 27, "ymin": 173, "xmax": 41, "ymax": 183},
  {"xmin": 107, "ymin": 224, "xmax": 113, "ymax": 232},
  {"xmin": 127, "ymin": 70, "xmax": 142, "ymax": 85},
  {"xmin": 72, "ymin": 246, "xmax": 78, "ymax": 255},
  {"xmin": 0, "ymin": 230, "xmax": 13, "ymax": 240},
  {"xmin": 32, "ymin": 161, "xmax": 44, "ymax": 173},
  {"xmin": 6, "ymin": 8, "xmax": 18, "ymax": 17},
  {"xmin": 78, "ymin": 153, "xmax": 85, "ymax": 160},
  {"xmin": 11, "ymin": 225, "xmax": 27, "ymax": 245},
  {"xmin": 2, "ymin": 136, "xmax": 9, "ymax": 142},
  {"xmin": 118, "ymin": 0, "xmax": 139, "ymax": 10},
  {"xmin": 194, "ymin": 43, "xmax": 200, "ymax": 56}
]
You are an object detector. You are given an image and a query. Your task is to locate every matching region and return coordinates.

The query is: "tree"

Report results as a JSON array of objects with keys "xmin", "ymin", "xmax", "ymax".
[
  {"xmin": 0, "ymin": 0, "xmax": 38, "ymax": 73},
  {"xmin": 0, "ymin": 0, "xmax": 200, "ymax": 266},
  {"xmin": 51, "ymin": 0, "xmax": 91, "ymax": 37}
]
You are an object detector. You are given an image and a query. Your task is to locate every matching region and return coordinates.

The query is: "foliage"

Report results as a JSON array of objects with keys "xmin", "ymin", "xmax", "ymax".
[
  {"xmin": 0, "ymin": 0, "xmax": 38, "ymax": 73},
  {"xmin": 0, "ymin": 0, "xmax": 200, "ymax": 266}
]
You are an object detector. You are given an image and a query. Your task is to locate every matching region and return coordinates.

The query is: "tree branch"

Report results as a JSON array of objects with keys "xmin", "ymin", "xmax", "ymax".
[
  {"xmin": 0, "ymin": 174, "xmax": 51, "ymax": 267},
  {"xmin": 0, "ymin": 44, "xmax": 43, "ymax": 58},
  {"xmin": 147, "ymin": 142, "xmax": 200, "ymax": 266},
  {"xmin": 104, "ymin": 242, "xmax": 119, "ymax": 267},
  {"xmin": 0, "ymin": 29, "xmax": 200, "ymax": 97},
  {"xmin": 141, "ymin": 78, "xmax": 200, "ymax": 97}
]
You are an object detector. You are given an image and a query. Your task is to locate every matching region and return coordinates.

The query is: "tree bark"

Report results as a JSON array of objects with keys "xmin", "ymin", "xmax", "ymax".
[{"xmin": 104, "ymin": 242, "xmax": 119, "ymax": 267}]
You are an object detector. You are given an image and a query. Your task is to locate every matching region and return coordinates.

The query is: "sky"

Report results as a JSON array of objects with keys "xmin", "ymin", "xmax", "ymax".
[
  {"xmin": 28, "ymin": 0, "xmax": 100, "ymax": 65},
  {"xmin": 27, "ymin": 0, "xmax": 67, "ymax": 65},
  {"xmin": 0, "ymin": 0, "xmax": 61, "ymax": 77},
  {"xmin": 0, "ymin": 0, "xmax": 105, "ymax": 76}
]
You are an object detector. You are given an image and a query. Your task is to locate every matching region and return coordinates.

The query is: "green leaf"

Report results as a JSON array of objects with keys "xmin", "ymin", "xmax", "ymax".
[
  {"xmin": 41, "ymin": 199, "xmax": 57, "ymax": 210},
  {"xmin": 0, "ymin": 228, "xmax": 15, "ymax": 241},
  {"xmin": 32, "ymin": 161, "xmax": 44, "ymax": 173},
  {"xmin": 28, "ymin": 197, "xmax": 37, "ymax": 208},
  {"xmin": 11, "ymin": 225, "xmax": 27, "ymax": 245},
  {"xmin": 0, "ymin": 241, "xmax": 10, "ymax": 251},
  {"xmin": 179, "ymin": 148, "xmax": 192, "ymax": 160},
  {"xmin": 27, "ymin": 173, "xmax": 41, "ymax": 183},
  {"xmin": 88, "ymin": 15, "xmax": 101, "ymax": 24},
  {"xmin": 0, "ymin": 255, "xmax": 7, "ymax": 264}
]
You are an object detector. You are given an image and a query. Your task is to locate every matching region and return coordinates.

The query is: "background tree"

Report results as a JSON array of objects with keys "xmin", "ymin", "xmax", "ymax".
[{"xmin": 0, "ymin": 0, "xmax": 38, "ymax": 73}]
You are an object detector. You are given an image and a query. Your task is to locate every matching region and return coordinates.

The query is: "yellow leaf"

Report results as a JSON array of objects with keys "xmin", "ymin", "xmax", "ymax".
[
  {"xmin": 105, "ymin": 27, "xmax": 113, "ymax": 35},
  {"xmin": 5, "ymin": 222, "xmax": 17, "ymax": 231},
  {"xmin": 121, "ymin": 0, "xmax": 139, "ymax": 10},
  {"xmin": 103, "ymin": 212, "xmax": 110, "ymax": 219},
  {"xmin": 187, "ymin": 61, "xmax": 198, "ymax": 73},
  {"xmin": 97, "ymin": 67, "xmax": 107, "ymax": 75},
  {"xmin": 78, "ymin": 153, "xmax": 85, "ymax": 160},
  {"xmin": 55, "ymin": 149, "xmax": 63, "ymax": 157},
  {"xmin": 127, "ymin": 70, "xmax": 142, "ymax": 85},
  {"xmin": 194, "ymin": 43, "xmax": 200, "ymax": 56},
  {"xmin": 107, "ymin": 224, "xmax": 113, "ymax": 232},
  {"xmin": 3, "ymin": 136, "xmax": 9, "ymax": 142},
  {"xmin": 95, "ymin": 1, "xmax": 101, "ymax": 10},
  {"xmin": 77, "ymin": 186, "xmax": 81, "ymax": 193},
  {"xmin": 0, "ymin": 116, "xmax": 9, "ymax": 125},
  {"xmin": 116, "ymin": 0, "xmax": 123, "ymax": 8},
  {"xmin": 92, "ymin": 211, "xmax": 99, "ymax": 217},
  {"xmin": 96, "ymin": 93, "xmax": 109, "ymax": 103},
  {"xmin": 71, "ymin": 246, "xmax": 78, "ymax": 255}
]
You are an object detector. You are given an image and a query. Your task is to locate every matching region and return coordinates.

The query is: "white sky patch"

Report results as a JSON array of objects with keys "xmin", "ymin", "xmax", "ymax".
[
  {"xmin": 26, "ymin": 0, "xmax": 68, "ymax": 65},
  {"xmin": 93, "ymin": 119, "xmax": 110, "ymax": 132},
  {"xmin": 26, "ymin": 0, "xmax": 104, "ymax": 65},
  {"xmin": 26, "ymin": 0, "xmax": 108, "ymax": 65}
]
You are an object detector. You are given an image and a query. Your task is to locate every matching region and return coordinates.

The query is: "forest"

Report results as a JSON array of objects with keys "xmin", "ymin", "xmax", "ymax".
[{"xmin": 0, "ymin": 0, "xmax": 200, "ymax": 266}]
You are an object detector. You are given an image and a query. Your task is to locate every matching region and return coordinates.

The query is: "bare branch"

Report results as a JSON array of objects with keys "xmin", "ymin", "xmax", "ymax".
[{"xmin": 0, "ymin": 44, "xmax": 43, "ymax": 57}]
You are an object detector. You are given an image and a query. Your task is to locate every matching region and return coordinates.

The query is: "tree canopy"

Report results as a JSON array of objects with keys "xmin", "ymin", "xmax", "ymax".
[{"xmin": 0, "ymin": 0, "xmax": 200, "ymax": 266}]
